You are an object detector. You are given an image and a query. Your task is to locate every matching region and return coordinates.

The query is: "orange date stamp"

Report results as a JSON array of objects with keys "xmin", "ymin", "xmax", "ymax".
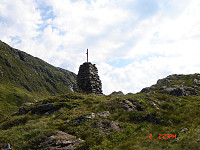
[{"xmin": 149, "ymin": 134, "xmax": 176, "ymax": 139}]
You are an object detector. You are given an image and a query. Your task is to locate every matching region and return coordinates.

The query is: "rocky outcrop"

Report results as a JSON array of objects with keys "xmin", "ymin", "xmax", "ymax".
[
  {"xmin": 160, "ymin": 85, "xmax": 197, "ymax": 96},
  {"xmin": 140, "ymin": 87, "xmax": 150, "ymax": 93},
  {"xmin": 39, "ymin": 131, "xmax": 84, "ymax": 150},
  {"xmin": 140, "ymin": 74, "xmax": 200, "ymax": 96},
  {"xmin": 121, "ymin": 99, "xmax": 136, "ymax": 111},
  {"xmin": 77, "ymin": 62, "xmax": 102, "ymax": 94},
  {"xmin": 110, "ymin": 91, "xmax": 124, "ymax": 95}
]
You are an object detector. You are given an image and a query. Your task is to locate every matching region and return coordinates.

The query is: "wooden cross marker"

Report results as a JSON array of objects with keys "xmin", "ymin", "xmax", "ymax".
[{"xmin": 86, "ymin": 49, "xmax": 88, "ymax": 62}]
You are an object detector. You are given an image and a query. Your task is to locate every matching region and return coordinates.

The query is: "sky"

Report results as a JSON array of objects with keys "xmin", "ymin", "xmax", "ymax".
[{"xmin": 0, "ymin": 0, "xmax": 200, "ymax": 94}]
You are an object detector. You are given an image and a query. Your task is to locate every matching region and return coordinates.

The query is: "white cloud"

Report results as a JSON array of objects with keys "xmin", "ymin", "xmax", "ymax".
[{"xmin": 1, "ymin": 0, "xmax": 200, "ymax": 94}]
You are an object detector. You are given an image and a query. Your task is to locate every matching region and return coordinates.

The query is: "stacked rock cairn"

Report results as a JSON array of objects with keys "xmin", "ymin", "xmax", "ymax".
[{"xmin": 77, "ymin": 62, "xmax": 103, "ymax": 94}]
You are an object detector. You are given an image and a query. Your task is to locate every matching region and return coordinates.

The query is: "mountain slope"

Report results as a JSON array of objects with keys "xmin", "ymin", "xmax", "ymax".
[
  {"xmin": 0, "ymin": 74, "xmax": 199, "ymax": 149},
  {"xmin": 140, "ymin": 74, "xmax": 200, "ymax": 96},
  {"xmin": 0, "ymin": 40, "xmax": 77, "ymax": 114}
]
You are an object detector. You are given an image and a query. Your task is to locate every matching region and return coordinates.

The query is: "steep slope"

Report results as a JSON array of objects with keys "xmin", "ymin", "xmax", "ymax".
[
  {"xmin": 0, "ymin": 74, "xmax": 199, "ymax": 149},
  {"xmin": 0, "ymin": 40, "xmax": 77, "ymax": 114}
]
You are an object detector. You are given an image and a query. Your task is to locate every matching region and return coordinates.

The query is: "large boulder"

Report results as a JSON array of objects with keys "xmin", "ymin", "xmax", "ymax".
[
  {"xmin": 39, "ymin": 131, "xmax": 84, "ymax": 150},
  {"xmin": 162, "ymin": 87, "xmax": 186, "ymax": 96},
  {"xmin": 31, "ymin": 103, "xmax": 55, "ymax": 114}
]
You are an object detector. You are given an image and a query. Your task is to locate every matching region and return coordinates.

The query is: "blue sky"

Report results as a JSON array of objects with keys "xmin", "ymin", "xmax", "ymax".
[{"xmin": 1, "ymin": 0, "xmax": 200, "ymax": 94}]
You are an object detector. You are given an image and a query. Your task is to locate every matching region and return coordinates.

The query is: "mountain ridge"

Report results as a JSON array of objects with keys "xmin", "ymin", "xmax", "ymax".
[{"xmin": 0, "ymin": 40, "xmax": 77, "ymax": 114}]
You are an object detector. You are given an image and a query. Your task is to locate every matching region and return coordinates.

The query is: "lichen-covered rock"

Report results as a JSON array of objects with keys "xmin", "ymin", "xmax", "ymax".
[
  {"xmin": 121, "ymin": 99, "xmax": 136, "ymax": 111},
  {"xmin": 96, "ymin": 111, "xmax": 110, "ymax": 118},
  {"xmin": 77, "ymin": 62, "xmax": 102, "ymax": 94},
  {"xmin": 39, "ymin": 131, "xmax": 84, "ymax": 150}
]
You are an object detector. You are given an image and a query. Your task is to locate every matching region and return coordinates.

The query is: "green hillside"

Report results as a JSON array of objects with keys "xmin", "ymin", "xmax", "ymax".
[
  {"xmin": 0, "ymin": 74, "xmax": 199, "ymax": 149},
  {"xmin": 0, "ymin": 40, "xmax": 77, "ymax": 115}
]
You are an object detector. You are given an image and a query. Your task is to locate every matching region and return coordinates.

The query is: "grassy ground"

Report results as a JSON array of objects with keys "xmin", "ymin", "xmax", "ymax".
[{"xmin": 0, "ymin": 92, "xmax": 199, "ymax": 149}]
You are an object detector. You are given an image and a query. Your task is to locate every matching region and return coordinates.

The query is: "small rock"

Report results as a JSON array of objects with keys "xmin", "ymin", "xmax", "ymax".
[
  {"xmin": 95, "ymin": 120, "xmax": 111, "ymax": 133},
  {"xmin": 40, "ymin": 131, "xmax": 84, "ymax": 150},
  {"xmin": 194, "ymin": 79, "xmax": 200, "ymax": 85},
  {"xmin": 152, "ymin": 102, "xmax": 159, "ymax": 109},
  {"xmin": 96, "ymin": 111, "xmax": 110, "ymax": 118},
  {"xmin": 110, "ymin": 121, "xmax": 121, "ymax": 131},
  {"xmin": 2, "ymin": 143, "xmax": 12, "ymax": 150},
  {"xmin": 85, "ymin": 113, "xmax": 96, "ymax": 119},
  {"xmin": 183, "ymin": 87, "xmax": 197, "ymax": 95},
  {"xmin": 195, "ymin": 129, "xmax": 200, "ymax": 133},
  {"xmin": 178, "ymin": 99, "xmax": 182, "ymax": 102},
  {"xmin": 180, "ymin": 128, "xmax": 189, "ymax": 132}
]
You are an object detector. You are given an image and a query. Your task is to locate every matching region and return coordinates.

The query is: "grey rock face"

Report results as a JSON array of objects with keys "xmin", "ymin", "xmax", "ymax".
[
  {"xmin": 160, "ymin": 85, "xmax": 197, "ymax": 96},
  {"xmin": 162, "ymin": 87, "xmax": 186, "ymax": 96},
  {"xmin": 77, "ymin": 62, "xmax": 102, "ymax": 94},
  {"xmin": 40, "ymin": 131, "xmax": 84, "ymax": 150}
]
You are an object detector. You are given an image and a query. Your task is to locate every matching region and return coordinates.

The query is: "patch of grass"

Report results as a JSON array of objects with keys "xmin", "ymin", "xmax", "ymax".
[{"xmin": 0, "ymin": 89, "xmax": 199, "ymax": 149}]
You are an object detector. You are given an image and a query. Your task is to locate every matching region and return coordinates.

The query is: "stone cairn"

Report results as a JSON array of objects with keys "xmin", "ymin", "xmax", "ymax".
[{"xmin": 77, "ymin": 62, "xmax": 103, "ymax": 94}]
